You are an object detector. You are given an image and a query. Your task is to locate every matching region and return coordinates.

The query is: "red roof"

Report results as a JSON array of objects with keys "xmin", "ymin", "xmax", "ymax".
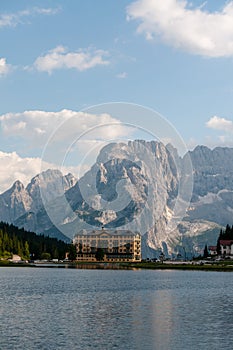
[
  {"xmin": 208, "ymin": 246, "xmax": 217, "ymax": 251},
  {"xmin": 220, "ymin": 240, "xmax": 233, "ymax": 246}
]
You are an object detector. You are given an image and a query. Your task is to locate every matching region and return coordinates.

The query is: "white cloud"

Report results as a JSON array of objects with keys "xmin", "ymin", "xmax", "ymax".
[
  {"xmin": 0, "ymin": 58, "xmax": 11, "ymax": 76},
  {"xmin": 0, "ymin": 150, "xmax": 87, "ymax": 193},
  {"xmin": 116, "ymin": 72, "xmax": 127, "ymax": 79},
  {"xmin": 204, "ymin": 116, "xmax": 233, "ymax": 148},
  {"xmin": 0, "ymin": 109, "xmax": 129, "ymax": 145},
  {"xmin": 0, "ymin": 109, "xmax": 131, "ymax": 170},
  {"xmin": 206, "ymin": 116, "xmax": 233, "ymax": 132},
  {"xmin": 0, "ymin": 7, "xmax": 60, "ymax": 28},
  {"xmin": 0, "ymin": 109, "xmax": 132, "ymax": 191},
  {"xmin": 0, "ymin": 151, "xmax": 43, "ymax": 192},
  {"xmin": 34, "ymin": 8, "xmax": 60, "ymax": 16},
  {"xmin": 127, "ymin": 0, "xmax": 233, "ymax": 57},
  {"xmin": 34, "ymin": 46, "xmax": 110, "ymax": 73}
]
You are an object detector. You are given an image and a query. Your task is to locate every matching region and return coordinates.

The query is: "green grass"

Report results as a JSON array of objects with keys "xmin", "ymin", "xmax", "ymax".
[
  {"xmin": 69, "ymin": 260, "xmax": 233, "ymax": 271},
  {"xmin": 0, "ymin": 260, "xmax": 31, "ymax": 267},
  {"xmin": 120, "ymin": 261, "xmax": 233, "ymax": 271}
]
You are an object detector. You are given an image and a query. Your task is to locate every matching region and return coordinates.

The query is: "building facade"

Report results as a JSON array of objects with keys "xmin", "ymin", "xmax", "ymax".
[
  {"xmin": 73, "ymin": 228, "xmax": 141, "ymax": 262},
  {"xmin": 208, "ymin": 246, "xmax": 217, "ymax": 256},
  {"xmin": 220, "ymin": 240, "xmax": 233, "ymax": 256}
]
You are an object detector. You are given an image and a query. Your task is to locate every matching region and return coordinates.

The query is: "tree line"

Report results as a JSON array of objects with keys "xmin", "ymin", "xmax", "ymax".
[{"xmin": 0, "ymin": 221, "xmax": 72, "ymax": 260}]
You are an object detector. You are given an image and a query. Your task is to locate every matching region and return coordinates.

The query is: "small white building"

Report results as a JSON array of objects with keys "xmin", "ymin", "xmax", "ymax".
[
  {"xmin": 208, "ymin": 246, "xmax": 217, "ymax": 256},
  {"xmin": 220, "ymin": 240, "xmax": 233, "ymax": 256},
  {"xmin": 9, "ymin": 254, "xmax": 22, "ymax": 262}
]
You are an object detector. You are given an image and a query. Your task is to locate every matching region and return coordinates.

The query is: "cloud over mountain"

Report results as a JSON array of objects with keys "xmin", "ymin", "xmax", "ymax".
[
  {"xmin": 0, "ymin": 109, "xmax": 129, "ymax": 146},
  {"xmin": 0, "ymin": 151, "xmax": 43, "ymax": 193},
  {"xmin": 0, "ymin": 109, "xmax": 131, "ymax": 191},
  {"xmin": 206, "ymin": 116, "xmax": 233, "ymax": 132}
]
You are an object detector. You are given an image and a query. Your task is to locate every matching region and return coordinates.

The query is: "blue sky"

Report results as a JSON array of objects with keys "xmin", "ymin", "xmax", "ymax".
[{"xmin": 0, "ymin": 0, "xmax": 233, "ymax": 191}]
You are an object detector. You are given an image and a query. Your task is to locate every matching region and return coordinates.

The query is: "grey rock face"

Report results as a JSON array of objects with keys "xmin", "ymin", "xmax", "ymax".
[
  {"xmin": 0, "ymin": 180, "xmax": 32, "ymax": 223},
  {"xmin": 187, "ymin": 146, "xmax": 233, "ymax": 224},
  {"xmin": 26, "ymin": 169, "xmax": 76, "ymax": 212},
  {"xmin": 50, "ymin": 140, "xmax": 187, "ymax": 257},
  {"xmin": 189, "ymin": 146, "xmax": 233, "ymax": 197},
  {"xmin": 0, "ymin": 169, "xmax": 76, "ymax": 232},
  {"xmin": 1, "ymin": 142, "xmax": 233, "ymax": 258},
  {"xmin": 60, "ymin": 143, "xmax": 233, "ymax": 257}
]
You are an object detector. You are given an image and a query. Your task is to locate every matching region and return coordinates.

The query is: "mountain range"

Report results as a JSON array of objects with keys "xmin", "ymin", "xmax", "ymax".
[{"xmin": 1, "ymin": 141, "xmax": 233, "ymax": 258}]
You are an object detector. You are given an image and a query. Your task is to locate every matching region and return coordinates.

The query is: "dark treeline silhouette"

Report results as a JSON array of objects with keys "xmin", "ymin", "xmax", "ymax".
[{"xmin": 0, "ymin": 222, "xmax": 70, "ymax": 260}]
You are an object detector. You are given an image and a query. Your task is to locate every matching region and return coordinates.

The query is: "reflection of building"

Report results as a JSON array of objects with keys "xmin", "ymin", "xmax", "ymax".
[{"xmin": 73, "ymin": 228, "xmax": 141, "ymax": 262}]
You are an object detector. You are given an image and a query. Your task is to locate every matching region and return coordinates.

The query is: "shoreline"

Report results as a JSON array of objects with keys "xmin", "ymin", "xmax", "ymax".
[{"xmin": 1, "ymin": 260, "xmax": 233, "ymax": 271}]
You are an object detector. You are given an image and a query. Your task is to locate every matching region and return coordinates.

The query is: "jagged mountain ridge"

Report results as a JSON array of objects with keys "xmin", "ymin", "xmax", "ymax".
[
  {"xmin": 66, "ymin": 141, "xmax": 179, "ymax": 228},
  {"xmin": 1, "ymin": 141, "xmax": 233, "ymax": 257},
  {"xmin": 185, "ymin": 145, "xmax": 233, "ymax": 230},
  {"xmin": 0, "ymin": 169, "xmax": 76, "ymax": 241}
]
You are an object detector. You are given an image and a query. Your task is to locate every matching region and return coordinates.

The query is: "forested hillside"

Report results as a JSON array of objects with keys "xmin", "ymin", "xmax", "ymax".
[{"xmin": 0, "ymin": 222, "xmax": 70, "ymax": 260}]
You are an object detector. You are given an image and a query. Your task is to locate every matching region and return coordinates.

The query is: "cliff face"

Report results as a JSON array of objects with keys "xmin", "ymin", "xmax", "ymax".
[
  {"xmin": 186, "ymin": 146, "xmax": 233, "ymax": 226},
  {"xmin": 189, "ymin": 146, "xmax": 233, "ymax": 198},
  {"xmin": 1, "ymin": 142, "xmax": 233, "ymax": 257},
  {"xmin": 0, "ymin": 180, "xmax": 32, "ymax": 223},
  {"xmin": 0, "ymin": 169, "xmax": 76, "ymax": 238},
  {"xmin": 67, "ymin": 141, "xmax": 179, "ymax": 231}
]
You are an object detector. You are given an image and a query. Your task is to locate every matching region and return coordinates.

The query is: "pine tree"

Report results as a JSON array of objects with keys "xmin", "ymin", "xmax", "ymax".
[
  {"xmin": 203, "ymin": 244, "xmax": 209, "ymax": 258},
  {"xmin": 0, "ymin": 221, "xmax": 69, "ymax": 260},
  {"xmin": 217, "ymin": 237, "xmax": 221, "ymax": 255},
  {"xmin": 24, "ymin": 241, "xmax": 30, "ymax": 260}
]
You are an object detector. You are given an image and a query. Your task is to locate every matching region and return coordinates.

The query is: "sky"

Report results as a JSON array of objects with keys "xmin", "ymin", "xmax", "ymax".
[{"xmin": 1, "ymin": 0, "xmax": 233, "ymax": 192}]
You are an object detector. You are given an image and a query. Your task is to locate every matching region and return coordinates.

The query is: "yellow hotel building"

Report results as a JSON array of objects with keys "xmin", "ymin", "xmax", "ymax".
[{"xmin": 73, "ymin": 228, "xmax": 141, "ymax": 262}]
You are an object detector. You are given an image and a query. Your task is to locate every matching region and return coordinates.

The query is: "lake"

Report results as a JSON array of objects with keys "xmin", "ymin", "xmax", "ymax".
[{"xmin": 0, "ymin": 267, "xmax": 233, "ymax": 350}]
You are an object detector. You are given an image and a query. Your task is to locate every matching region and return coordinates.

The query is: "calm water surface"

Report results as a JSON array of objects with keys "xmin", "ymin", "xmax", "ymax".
[{"xmin": 0, "ymin": 267, "xmax": 233, "ymax": 350}]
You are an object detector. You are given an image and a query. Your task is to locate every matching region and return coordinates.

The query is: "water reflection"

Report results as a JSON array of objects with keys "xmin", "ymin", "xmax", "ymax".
[
  {"xmin": 1, "ymin": 268, "xmax": 233, "ymax": 349},
  {"xmin": 33, "ymin": 262, "xmax": 138, "ymax": 270},
  {"xmin": 151, "ymin": 291, "xmax": 173, "ymax": 349}
]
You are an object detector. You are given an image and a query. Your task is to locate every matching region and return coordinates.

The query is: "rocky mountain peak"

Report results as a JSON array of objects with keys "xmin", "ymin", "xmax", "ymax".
[
  {"xmin": 1, "ymin": 141, "xmax": 233, "ymax": 258},
  {"xmin": 0, "ymin": 169, "xmax": 76, "ymax": 226},
  {"xmin": 11, "ymin": 180, "xmax": 25, "ymax": 192}
]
